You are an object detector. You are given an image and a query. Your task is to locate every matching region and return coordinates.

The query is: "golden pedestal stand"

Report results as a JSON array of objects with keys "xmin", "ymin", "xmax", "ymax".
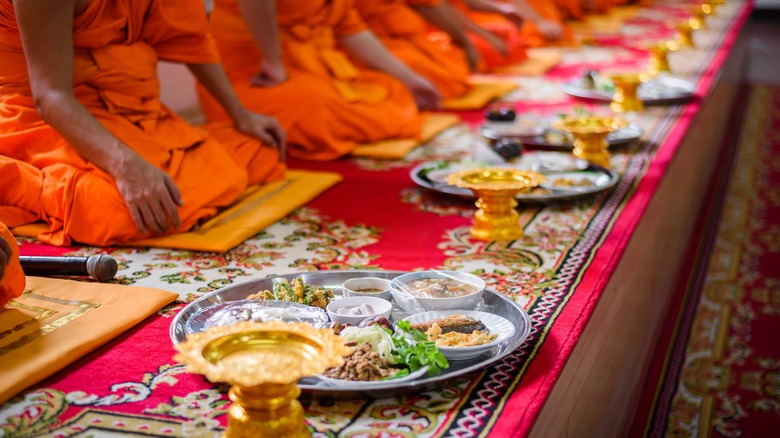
[
  {"xmin": 446, "ymin": 168, "xmax": 544, "ymax": 242},
  {"xmin": 646, "ymin": 44, "xmax": 672, "ymax": 76},
  {"xmin": 552, "ymin": 116, "xmax": 626, "ymax": 168},
  {"xmin": 676, "ymin": 22, "xmax": 696, "ymax": 48},
  {"xmin": 175, "ymin": 321, "xmax": 350, "ymax": 438},
  {"xmin": 689, "ymin": 7, "xmax": 708, "ymax": 30},
  {"xmin": 608, "ymin": 73, "xmax": 647, "ymax": 113}
]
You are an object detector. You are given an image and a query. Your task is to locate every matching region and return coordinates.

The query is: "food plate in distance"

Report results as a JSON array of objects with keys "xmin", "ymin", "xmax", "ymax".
[
  {"xmin": 402, "ymin": 311, "xmax": 515, "ymax": 360},
  {"xmin": 562, "ymin": 74, "xmax": 696, "ymax": 105},
  {"xmin": 410, "ymin": 160, "xmax": 619, "ymax": 204},
  {"xmin": 521, "ymin": 124, "xmax": 643, "ymax": 150},
  {"xmin": 316, "ymin": 366, "xmax": 430, "ymax": 388}
]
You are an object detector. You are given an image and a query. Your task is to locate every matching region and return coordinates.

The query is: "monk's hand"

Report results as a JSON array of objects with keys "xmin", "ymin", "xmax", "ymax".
[
  {"xmin": 482, "ymin": 31, "xmax": 508, "ymax": 58},
  {"xmin": 251, "ymin": 60, "xmax": 287, "ymax": 87},
  {"xmin": 537, "ymin": 19, "xmax": 564, "ymax": 41},
  {"xmin": 404, "ymin": 75, "xmax": 442, "ymax": 111},
  {"xmin": 235, "ymin": 110, "xmax": 287, "ymax": 161},
  {"xmin": 464, "ymin": 42, "xmax": 481, "ymax": 73},
  {"xmin": 0, "ymin": 235, "xmax": 10, "ymax": 282},
  {"xmin": 114, "ymin": 154, "xmax": 183, "ymax": 236}
]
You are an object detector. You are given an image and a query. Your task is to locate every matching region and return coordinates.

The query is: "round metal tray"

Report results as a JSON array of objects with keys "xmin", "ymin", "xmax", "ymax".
[
  {"xmin": 520, "ymin": 124, "xmax": 643, "ymax": 150},
  {"xmin": 562, "ymin": 75, "xmax": 696, "ymax": 105},
  {"xmin": 410, "ymin": 161, "xmax": 619, "ymax": 204},
  {"xmin": 170, "ymin": 270, "xmax": 532, "ymax": 398}
]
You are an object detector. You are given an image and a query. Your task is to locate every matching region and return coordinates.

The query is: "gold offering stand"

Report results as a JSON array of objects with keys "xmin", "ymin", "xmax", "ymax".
[
  {"xmin": 175, "ymin": 321, "xmax": 350, "ymax": 438},
  {"xmin": 676, "ymin": 21, "xmax": 696, "ymax": 48},
  {"xmin": 553, "ymin": 116, "xmax": 626, "ymax": 168},
  {"xmin": 689, "ymin": 6, "xmax": 708, "ymax": 30},
  {"xmin": 446, "ymin": 168, "xmax": 544, "ymax": 241},
  {"xmin": 608, "ymin": 73, "xmax": 648, "ymax": 113},
  {"xmin": 644, "ymin": 41, "xmax": 674, "ymax": 76}
]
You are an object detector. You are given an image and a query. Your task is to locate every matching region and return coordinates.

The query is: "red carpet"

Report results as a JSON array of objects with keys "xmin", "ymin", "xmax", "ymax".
[{"xmin": 633, "ymin": 85, "xmax": 780, "ymax": 437}]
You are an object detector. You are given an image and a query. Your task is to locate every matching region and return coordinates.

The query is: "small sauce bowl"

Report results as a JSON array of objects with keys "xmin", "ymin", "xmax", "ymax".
[{"xmin": 342, "ymin": 277, "xmax": 392, "ymax": 302}]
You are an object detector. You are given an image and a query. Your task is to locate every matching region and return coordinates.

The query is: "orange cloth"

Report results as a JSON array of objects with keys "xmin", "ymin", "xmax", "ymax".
[
  {"xmin": 0, "ymin": 0, "xmax": 285, "ymax": 247},
  {"xmin": 555, "ymin": 0, "xmax": 584, "ymax": 19},
  {"xmin": 199, "ymin": 0, "xmax": 424, "ymax": 161},
  {"xmin": 0, "ymin": 276, "xmax": 177, "ymax": 405},
  {"xmin": 0, "ymin": 223, "xmax": 24, "ymax": 308},
  {"xmin": 446, "ymin": 0, "xmax": 529, "ymax": 72},
  {"xmin": 353, "ymin": 0, "xmax": 472, "ymax": 99},
  {"xmin": 517, "ymin": 0, "xmax": 575, "ymax": 47}
]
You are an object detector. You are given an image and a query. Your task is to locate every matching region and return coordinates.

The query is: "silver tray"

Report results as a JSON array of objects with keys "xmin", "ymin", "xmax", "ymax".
[
  {"xmin": 410, "ymin": 161, "xmax": 619, "ymax": 204},
  {"xmin": 170, "ymin": 270, "xmax": 532, "ymax": 398},
  {"xmin": 520, "ymin": 124, "xmax": 643, "ymax": 150},
  {"xmin": 562, "ymin": 75, "xmax": 696, "ymax": 105}
]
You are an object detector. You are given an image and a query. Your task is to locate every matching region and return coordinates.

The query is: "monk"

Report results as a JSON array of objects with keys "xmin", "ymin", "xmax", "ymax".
[
  {"xmin": 446, "ymin": 0, "xmax": 531, "ymax": 71},
  {"xmin": 0, "ymin": 223, "xmax": 24, "ymax": 308},
  {"xmin": 352, "ymin": 0, "xmax": 473, "ymax": 99},
  {"xmin": 455, "ymin": 0, "xmax": 567, "ymax": 47},
  {"xmin": 199, "ymin": 0, "xmax": 441, "ymax": 161},
  {"xmin": 0, "ymin": 0, "xmax": 286, "ymax": 247}
]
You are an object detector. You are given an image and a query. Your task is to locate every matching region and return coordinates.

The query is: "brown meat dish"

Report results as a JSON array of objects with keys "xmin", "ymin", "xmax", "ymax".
[
  {"xmin": 411, "ymin": 314, "xmax": 487, "ymax": 335},
  {"xmin": 321, "ymin": 343, "xmax": 397, "ymax": 381}
]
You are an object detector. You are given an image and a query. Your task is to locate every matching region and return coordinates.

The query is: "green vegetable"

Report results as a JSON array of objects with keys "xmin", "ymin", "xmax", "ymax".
[{"xmin": 391, "ymin": 320, "xmax": 449, "ymax": 376}]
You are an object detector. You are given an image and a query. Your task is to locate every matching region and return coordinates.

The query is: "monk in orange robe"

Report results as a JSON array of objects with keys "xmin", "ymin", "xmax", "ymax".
[
  {"xmin": 352, "ymin": 0, "xmax": 473, "ymax": 99},
  {"xmin": 0, "ymin": 223, "xmax": 24, "ymax": 308},
  {"xmin": 0, "ymin": 0, "xmax": 286, "ymax": 247},
  {"xmin": 446, "ymin": 0, "xmax": 530, "ymax": 71},
  {"xmin": 514, "ymin": 0, "xmax": 574, "ymax": 46},
  {"xmin": 199, "ymin": 0, "xmax": 441, "ymax": 161},
  {"xmin": 453, "ymin": 0, "xmax": 568, "ymax": 48}
]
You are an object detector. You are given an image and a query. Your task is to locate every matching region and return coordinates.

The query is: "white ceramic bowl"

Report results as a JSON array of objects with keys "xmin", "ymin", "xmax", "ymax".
[
  {"xmin": 342, "ymin": 277, "xmax": 392, "ymax": 302},
  {"xmin": 390, "ymin": 270, "xmax": 485, "ymax": 313},
  {"xmin": 326, "ymin": 296, "xmax": 392, "ymax": 325}
]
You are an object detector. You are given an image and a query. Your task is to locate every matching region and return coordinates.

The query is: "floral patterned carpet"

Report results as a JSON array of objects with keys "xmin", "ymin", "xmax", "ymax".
[
  {"xmin": 0, "ymin": 2, "xmax": 756, "ymax": 437},
  {"xmin": 634, "ymin": 85, "xmax": 780, "ymax": 438}
]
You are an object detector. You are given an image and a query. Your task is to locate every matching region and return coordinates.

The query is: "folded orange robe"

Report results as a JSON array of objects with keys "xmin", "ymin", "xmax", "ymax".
[
  {"xmin": 0, "ymin": 0, "xmax": 285, "ymax": 247},
  {"xmin": 199, "ymin": 0, "xmax": 424, "ymax": 161},
  {"xmin": 447, "ymin": 0, "xmax": 529, "ymax": 72},
  {"xmin": 0, "ymin": 223, "xmax": 24, "ymax": 308},
  {"xmin": 353, "ymin": 0, "xmax": 472, "ymax": 99}
]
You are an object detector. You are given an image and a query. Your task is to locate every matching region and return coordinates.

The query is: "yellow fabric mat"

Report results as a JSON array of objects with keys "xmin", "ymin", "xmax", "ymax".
[
  {"xmin": 492, "ymin": 48, "xmax": 563, "ymax": 76},
  {"xmin": 0, "ymin": 276, "xmax": 177, "ymax": 404},
  {"xmin": 350, "ymin": 113, "xmax": 461, "ymax": 159},
  {"xmin": 12, "ymin": 169, "xmax": 342, "ymax": 253},
  {"xmin": 440, "ymin": 81, "xmax": 518, "ymax": 110}
]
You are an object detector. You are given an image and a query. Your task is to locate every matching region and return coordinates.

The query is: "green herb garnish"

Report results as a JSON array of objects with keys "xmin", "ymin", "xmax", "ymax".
[{"xmin": 391, "ymin": 320, "xmax": 449, "ymax": 376}]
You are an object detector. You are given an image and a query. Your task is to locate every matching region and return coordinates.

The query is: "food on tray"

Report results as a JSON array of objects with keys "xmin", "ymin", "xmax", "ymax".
[
  {"xmin": 321, "ymin": 321, "xmax": 449, "ymax": 382},
  {"xmin": 492, "ymin": 138, "xmax": 523, "ymax": 160},
  {"xmin": 485, "ymin": 107, "xmax": 516, "ymax": 122},
  {"xmin": 543, "ymin": 129, "xmax": 573, "ymax": 145},
  {"xmin": 517, "ymin": 186, "xmax": 552, "ymax": 195},
  {"xmin": 426, "ymin": 325, "xmax": 498, "ymax": 347},
  {"xmin": 579, "ymin": 70, "xmax": 614, "ymax": 92},
  {"xmin": 413, "ymin": 315, "xmax": 497, "ymax": 348},
  {"xmin": 335, "ymin": 302, "xmax": 380, "ymax": 316},
  {"xmin": 411, "ymin": 314, "xmax": 487, "ymax": 334},
  {"xmin": 550, "ymin": 177, "xmax": 595, "ymax": 188},
  {"xmin": 404, "ymin": 277, "xmax": 481, "ymax": 298},
  {"xmin": 247, "ymin": 277, "xmax": 334, "ymax": 310}
]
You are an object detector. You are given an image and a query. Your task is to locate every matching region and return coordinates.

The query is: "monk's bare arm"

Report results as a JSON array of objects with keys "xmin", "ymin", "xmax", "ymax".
[
  {"xmin": 440, "ymin": 1, "xmax": 508, "ymax": 57},
  {"xmin": 13, "ymin": 0, "xmax": 182, "ymax": 235},
  {"xmin": 506, "ymin": 0, "xmax": 563, "ymax": 39},
  {"xmin": 0, "ymin": 235, "xmax": 10, "ymax": 281},
  {"xmin": 237, "ymin": 0, "xmax": 286, "ymax": 86},
  {"xmin": 187, "ymin": 63, "xmax": 286, "ymax": 157},
  {"xmin": 412, "ymin": 2, "xmax": 480, "ymax": 71},
  {"xmin": 339, "ymin": 31, "xmax": 441, "ymax": 109}
]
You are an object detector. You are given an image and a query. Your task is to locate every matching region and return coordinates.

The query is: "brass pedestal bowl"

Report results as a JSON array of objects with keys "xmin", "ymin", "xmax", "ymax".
[
  {"xmin": 552, "ymin": 116, "xmax": 626, "ymax": 168},
  {"xmin": 175, "ymin": 321, "xmax": 350, "ymax": 438},
  {"xmin": 644, "ymin": 41, "xmax": 674, "ymax": 76},
  {"xmin": 446, "ymin": 168, "xmax": 544, "ymax": 241},
  {"xmin": 608, "ymin": 73, "xmax": 648, "ymax": 113}
]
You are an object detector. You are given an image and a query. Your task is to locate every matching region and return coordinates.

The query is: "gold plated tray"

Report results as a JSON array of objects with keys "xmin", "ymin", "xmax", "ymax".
[{"xmin": 170, "ymin": 270, "xmax": 532, "ymax": 398}]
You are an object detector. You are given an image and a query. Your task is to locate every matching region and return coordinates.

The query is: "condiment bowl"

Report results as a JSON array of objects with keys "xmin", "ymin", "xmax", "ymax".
[
  {"xmin": 326, "ymin": 296, "xmax": 392, "ymax": 325},
  {"xmin": 342, "ymin": 277, "xmax": 393, "ymax": 301},
  {"xmin": 390, "ymin": 270, "xmax": 485, "ymax": 313}
]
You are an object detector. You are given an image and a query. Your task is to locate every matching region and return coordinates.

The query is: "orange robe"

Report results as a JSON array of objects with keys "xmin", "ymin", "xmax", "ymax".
[
  {"xmin": 0, "ymin": 0, "xmax": 285, "ymax": 247},
  {"xmin": 517, "ymin": 0, "xmax": 575, "ymax": 47},
  {"xmin": 448, "ymin": 0, "xmax": 529, "ymax": 71},
  {"xmin": 199, "ymin": 0, "xmax": 424, "ymax": 161},
  {"xmin": 353, "ymin": 0, "xmax": 472, "ymax": 99},
  {"xmin": 555, "ymin": 0, "xmax": 585, "ymax": 20},
  {"xmin": 0, "ymin": 223, "xmax": 24, "ymax": 308}
]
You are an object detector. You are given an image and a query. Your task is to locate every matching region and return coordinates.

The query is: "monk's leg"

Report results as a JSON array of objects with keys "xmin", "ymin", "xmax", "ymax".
[{"xmin": 198, "ymin": 124, "xmax": 286, "ymax": 186}]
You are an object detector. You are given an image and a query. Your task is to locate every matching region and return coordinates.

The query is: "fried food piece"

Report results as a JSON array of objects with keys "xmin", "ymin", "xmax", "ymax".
[{"xmin": 411, "ymin": 314, "xmax": 487, "ymax": 335}]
